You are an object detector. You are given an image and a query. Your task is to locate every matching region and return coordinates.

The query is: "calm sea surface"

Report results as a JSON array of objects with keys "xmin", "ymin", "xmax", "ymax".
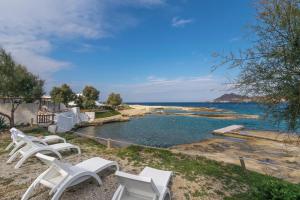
[{"xmin": 80, "ymin": 102, "xmax": 295, "ymax": 147}]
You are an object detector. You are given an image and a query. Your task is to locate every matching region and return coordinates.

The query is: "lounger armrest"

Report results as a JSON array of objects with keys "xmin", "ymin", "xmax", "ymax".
[{"xmin": 112, "ymin": 185, "xmax": 126, "ymax": 200}]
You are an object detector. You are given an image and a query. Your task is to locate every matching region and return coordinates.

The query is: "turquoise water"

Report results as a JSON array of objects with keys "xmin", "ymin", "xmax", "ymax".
[{"xmin": 80, "ymin": 102, "xmax": 294, "ymax": 147}]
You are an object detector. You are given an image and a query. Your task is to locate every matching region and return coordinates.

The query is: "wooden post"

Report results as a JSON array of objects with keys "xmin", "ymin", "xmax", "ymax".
[
  {"xmin": 107, "ymin": 138, "xmax": 112, "ymax": 149},
  {"xmin": 30, "ymin": 118, "xmax": 34, "ymax": 127},
  {"xmin": 239, "ymin": 157, "xmax": 247, "ymax": 172}
]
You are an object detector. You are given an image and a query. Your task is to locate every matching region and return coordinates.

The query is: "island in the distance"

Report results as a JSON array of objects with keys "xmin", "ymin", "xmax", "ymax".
[{"xmin": 214, "ymin": 93, "xmax": 254, "ymax": 102}]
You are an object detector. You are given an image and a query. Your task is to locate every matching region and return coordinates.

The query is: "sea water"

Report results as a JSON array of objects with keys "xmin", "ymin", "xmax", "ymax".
[{"xmin": 80, "ymin": 102, "xmax": 295, "ymax": 147}]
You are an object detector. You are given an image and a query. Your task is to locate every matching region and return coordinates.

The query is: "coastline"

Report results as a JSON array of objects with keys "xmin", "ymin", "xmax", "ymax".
[
  {"xmin": 122, "ymin": 104, "xmax": 259, "ymax": 119},
  {"xmin": 171, "ymin": 129, "xmax": 300, "ymax": 183},
  {"xmin": 75, "ymin": 104, "xmax": 300, "ymax": 183},
  {"xmin": 78, "ymin": 104, "xmax": 260, "ymax": 129}
]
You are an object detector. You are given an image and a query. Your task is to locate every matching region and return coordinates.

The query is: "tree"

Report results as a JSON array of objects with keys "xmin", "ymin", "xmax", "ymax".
[
  {"xmin": 107, "ymin": 93, "xmax": 122, "ymax": 107},
  {"xmin": 81, "ymin": 86, "xmax": 100, "ymax": 109},
  {"xmin": 0, "ymin": 49, "xmax": 44, "ymax": 127},
  {"xmin": 82, "ymin": 86, "xmax": 99, "ymax": 101},
  {"xmin": 214, "ymin": 0, "xmax": 300, "ymax": 130},
  {"xmin": 50, "ymin": 84, "xmax": 75, "ymax": 108}
]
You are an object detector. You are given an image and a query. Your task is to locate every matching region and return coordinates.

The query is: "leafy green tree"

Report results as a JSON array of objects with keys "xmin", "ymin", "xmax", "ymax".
[
  {"xmin": 50, "ymin": 84, "xmax": 75, "ymax": 107},
  {"xmin": 82, "ymin": 86, "xmax": 99, "ymax": 101},
  {"xmin": 107, "ymin": 93, "xmax": 123, "ymax": 107},
  {"xmin": 214, "ymin": 0, "xmax": 300, "ymax": 130},
  {"xmin": 81, "ymin": 86, "xmax": 100, "ymax": 109},
  {"xmin": 0, "ymin": 49, "xmax": 44, "ymax": 127},
  {"xmin": 74, "ymin": 95, "xmax": 84, "ymax": 109}
]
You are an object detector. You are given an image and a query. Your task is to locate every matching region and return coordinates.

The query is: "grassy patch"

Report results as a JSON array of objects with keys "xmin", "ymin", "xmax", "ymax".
[
  {"xmin": 3, "ymin": 127, "xmax": 300, "ymax": 200},
  {"xmin": 95, "ymin": 110, "xmax": 120, "ymax": 118},
  {"xmin": 116, "ymin": 145, "xmax": 300, "ymax": 199}
]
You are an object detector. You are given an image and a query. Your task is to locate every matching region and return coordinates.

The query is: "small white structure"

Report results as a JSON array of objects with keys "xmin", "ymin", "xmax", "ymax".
[{"xmin": 48, "ymin": 107, "xmax": 95, "ymax": 133}]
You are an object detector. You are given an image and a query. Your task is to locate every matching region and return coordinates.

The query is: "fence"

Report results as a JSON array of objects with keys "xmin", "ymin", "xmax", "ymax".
[{"xmin": 36, "ymin": 114, "xmax": 55, "ymax": 124}]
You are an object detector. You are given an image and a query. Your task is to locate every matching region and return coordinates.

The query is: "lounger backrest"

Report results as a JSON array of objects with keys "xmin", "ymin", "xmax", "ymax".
[
  {"xmin": 10, "ymin": 128, "xmax": 26, "ymax": 143},
  {"xmin": 10, "ymin": 127, "xmax": 18, "ymax": 134},
  {"xmin": 35, "ymin": 153, "xmax": 69, "ymax": 176},
  {"xmin": 18, "ymin": 134, "xmax": 35, "ymax": 147},
  {"xmin": 115, "ymin": 171, "xmax": 160, "ymax": 199},
  {"xmin": 10, "ymin": 128, "xmax": 19, "ymax": 141}
]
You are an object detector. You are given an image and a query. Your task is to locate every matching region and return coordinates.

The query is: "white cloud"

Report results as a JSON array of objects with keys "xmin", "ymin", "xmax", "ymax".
[
  {"xmin": 0, "ymin": 0, "xmax": 165, "ymax": 80},
  {"xmin": 172, "ymin": 17, "xmax": 193, "ymax": 28},
  {"xmin": 110, "ymin": 75, "xmax": 233, "ymax": 102}
]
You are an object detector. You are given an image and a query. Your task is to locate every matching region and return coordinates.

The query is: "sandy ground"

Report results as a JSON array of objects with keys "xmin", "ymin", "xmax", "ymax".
[
  {"xmin": 119, "ymin": 106, "xmax": 150, "ymax": 117},
  {"xmin": 0, "ymin": 132, "xmax": 243, "ymax": 200},
  {"xmin": 172, "ymin": 133, "xmax": 300, "ymax": 183}
]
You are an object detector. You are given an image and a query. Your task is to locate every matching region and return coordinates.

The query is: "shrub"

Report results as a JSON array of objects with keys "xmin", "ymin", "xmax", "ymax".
[
  {"xmin": 0, "ymin": 116, "xmax": 8, "ymax": 131},
  {"xmin": 253, "ymin": 179, "xmax": 300, "ymax": 200}
]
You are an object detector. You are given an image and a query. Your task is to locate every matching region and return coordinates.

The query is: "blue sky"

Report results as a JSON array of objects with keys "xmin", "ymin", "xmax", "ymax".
[{"xmin": 0, "ymin": 0, "xmax": 256, "ymax": 102}]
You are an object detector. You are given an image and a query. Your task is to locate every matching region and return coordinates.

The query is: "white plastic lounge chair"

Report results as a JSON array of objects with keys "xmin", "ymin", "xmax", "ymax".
[
  {"xmin": 22, "ymin": 153, "xmax": 119, "ymax": 200},
  {"xmin": 7, "ymin": 135, "xmax": 81, "ymax": 169},
  {"xmin": 6, "ymin": 128, "xmax": 66, "ymax": 156},
  {"xmin": 112, "ymin": 167, "xmax": 172, "ymax": 200}
]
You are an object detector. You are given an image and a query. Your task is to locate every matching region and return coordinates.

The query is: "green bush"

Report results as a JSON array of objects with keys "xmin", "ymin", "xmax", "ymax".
[
  {"xmin": 95, "ymin": 110, "xmax": 120, "ymax": 118},
  {"xmin": 0, "ymin": 116, "xmax": 8, "ymax": 131},
  {"xmin": 253, "ymin": 179, "xmax": 300, "ymax": 200}
]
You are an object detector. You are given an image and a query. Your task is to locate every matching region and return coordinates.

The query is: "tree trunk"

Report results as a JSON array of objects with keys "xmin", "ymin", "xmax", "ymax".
[{"xmin": 10, "ymin": 109, "xmax": 15, "ymax": 127}]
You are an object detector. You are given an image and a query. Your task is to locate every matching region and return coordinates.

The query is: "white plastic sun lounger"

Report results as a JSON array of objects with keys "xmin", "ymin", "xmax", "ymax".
[
  {"xmin": 22, "ymin": 153, "xmax": 119, "ymax": 200},
  {"xmin": 7, "ymin": 135, "xmax": 81, "ymax": 169},
  {"xmin": 112, "ymin": 167, "xmax": 173, "ymax": 200},
  {"xmin": 6, "ymin": 128, "xmax": 66, "ymax": 156}
]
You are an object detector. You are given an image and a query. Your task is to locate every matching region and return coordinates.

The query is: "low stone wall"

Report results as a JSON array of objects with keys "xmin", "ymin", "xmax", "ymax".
[
  {"xmin": 0, "ymin": 102, "xmax": 66, "ymax": 125},
  {"xmin": 85, "ymin": 112, "xmax": 95, "ymax": 121}
]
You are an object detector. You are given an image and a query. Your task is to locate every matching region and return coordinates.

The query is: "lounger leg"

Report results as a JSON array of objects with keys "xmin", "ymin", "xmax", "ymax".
[
  {"xmin": 112, "ymin": 185, "xmax": 125, "ymax": 200},
  {"xmin": 75, "ymin": 146, "xmax": 81, "ymax": 154},
  {"xmin": 159, "ymin": 189, "xmax": 171, "ymax": 200},
  {"xmin": 51, "ymin": 186, "xmax": 67, "ymax": 200},
  {"xmin": 8, "ymin": 143, "xmax": 22, "ymax": 156},
  {"xmin": 21, "ymin": 179, "xmax": 40, "ymax": 200},
  {"xmin": 15, "ymin": 155, "xmax": 28, "ymax": 169},
  {"xmin": 5, "ymin": 142, "xmax": 14, "ymax": 151},
  {"xmin": 21, "ymin": 169, "xmax": 49, "ymax": 200},
  {"xmin": 7, "ymin": 151, "xmax": 20, "ymax": 163},
  {"xmin": 51, "ymin": 150, "xmax": 62, "ymax": 159},
  {"xmin": 93, "ymin": 174, "xmax": 102, "ymax": 186}
]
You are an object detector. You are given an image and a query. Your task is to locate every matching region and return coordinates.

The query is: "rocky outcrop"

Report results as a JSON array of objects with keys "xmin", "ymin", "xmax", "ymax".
[{"xmin": 214, "ymin": 93, "xmax": 253, "ymax": 102}]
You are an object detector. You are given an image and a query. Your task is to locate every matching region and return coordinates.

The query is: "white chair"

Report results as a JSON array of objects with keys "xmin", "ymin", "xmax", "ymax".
[
  {"xmin": 22, "ymin": 153, "xmax": 119, "ymax": 200},
  {"xmin": 6, "ymin": 128, "xmax": 66, "ymax": 156},
  {"xmin": 112, "ymin": 167, "xmax": 172, "ymax": 200},
  {"xmin": 7, "ymin": 135, "xmax": 81, "ymax": 169}
]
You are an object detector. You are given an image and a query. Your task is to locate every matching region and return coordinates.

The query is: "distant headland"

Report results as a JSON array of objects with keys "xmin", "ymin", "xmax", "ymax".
[{"xmin": 214, "ymin": 93, "xmax": 255, "ymax": 103}]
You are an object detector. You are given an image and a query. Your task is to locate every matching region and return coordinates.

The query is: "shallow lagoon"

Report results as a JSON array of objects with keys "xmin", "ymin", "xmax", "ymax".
[{"xmin": 80, "ymin": 103, "xmax": 294, "ymax": 147}]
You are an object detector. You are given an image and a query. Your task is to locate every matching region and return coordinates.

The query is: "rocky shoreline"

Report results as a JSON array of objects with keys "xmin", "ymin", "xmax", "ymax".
[
  {"xmin": 76, "ymin": 104, "xmax": 259, "ymax": 130},
  {"xmin": 123, "ymin": 105, "xmax": 259, "ymax": 120},
  {"xmin": 72, "ymin": 105, "xmax": 300, "ymax": 183},
  {"xmin": 171, "ymin": 129, "xmax": 300, "ymax": 183}
]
